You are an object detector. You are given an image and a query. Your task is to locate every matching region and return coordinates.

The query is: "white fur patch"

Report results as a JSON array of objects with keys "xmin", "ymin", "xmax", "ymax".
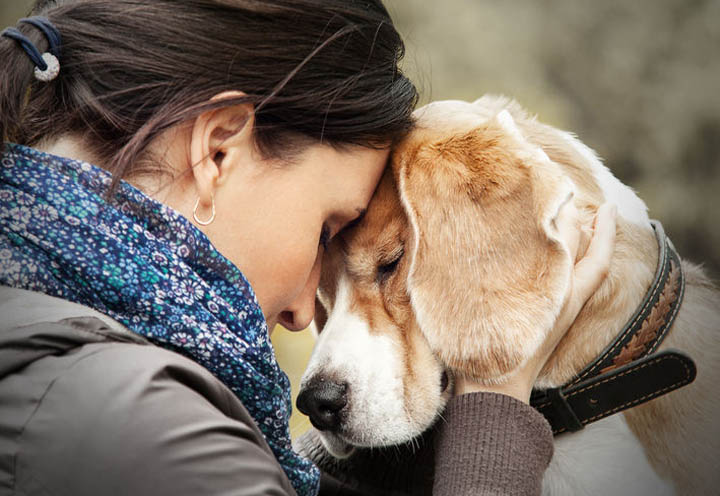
[
  {"xmin": 496, "ymin": 109, "xmax": 525, "ymax": 143},
  {"xmin": 542, "ymin": 183, "xmax": 576, "ymax": 249},
  {"xmin": 562, "ymin": 131, "xmax": 649, "ymax": 225},
  {"xmin": 543, "ymin": 414, "xmax": 674, "ymax": 495},
  {"xmin": 301, "ymin": 275, "xmax": 420, "ymax": 446}
]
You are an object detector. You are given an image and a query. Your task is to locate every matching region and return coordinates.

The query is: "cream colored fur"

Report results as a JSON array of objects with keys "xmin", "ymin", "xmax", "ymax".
[
  {"xmin": 397, "ymin": 109, "xmax": 578, "ymax": 382},
  {"xmin": 303, "ymin": 96, "xmax": 720, "ymax": 494}
]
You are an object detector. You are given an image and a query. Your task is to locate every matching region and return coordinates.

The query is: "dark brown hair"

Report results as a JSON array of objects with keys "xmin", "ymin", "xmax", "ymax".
[{"xmin": 1, "ymin": 0, "xmax": 417, "ymax": 191}]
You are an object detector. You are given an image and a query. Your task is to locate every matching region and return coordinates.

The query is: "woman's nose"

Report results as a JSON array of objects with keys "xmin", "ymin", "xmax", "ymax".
[{"xmin": 277, "ymin": 257, "xmax": 322, "ymax": 332}]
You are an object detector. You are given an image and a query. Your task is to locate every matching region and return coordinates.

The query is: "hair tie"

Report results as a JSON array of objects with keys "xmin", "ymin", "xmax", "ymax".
[{"xmin": 1, "ymin": 16, "xmax": 62, "ymax": 82}]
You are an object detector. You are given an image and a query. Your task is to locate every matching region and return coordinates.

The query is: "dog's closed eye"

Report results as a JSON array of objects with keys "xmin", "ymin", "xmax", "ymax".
[{"xmin": 377, "ymin": 248, "xmax": 404, "ymax": 284}]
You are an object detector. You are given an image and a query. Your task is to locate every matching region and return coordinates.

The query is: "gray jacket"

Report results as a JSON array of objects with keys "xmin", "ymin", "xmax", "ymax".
[
  {"xmin": 0, "ymin": 286, "xmax": 554, "ymax": 496},
  {"xmin": 0, "ymin": 286, "xmax": 299, "ymax": 495}
]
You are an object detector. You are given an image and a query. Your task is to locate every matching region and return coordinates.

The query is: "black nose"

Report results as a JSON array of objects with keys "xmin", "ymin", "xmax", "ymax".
[{"xmin": 296, "ymin": 378, "xmax": 348, "ymax": 432}]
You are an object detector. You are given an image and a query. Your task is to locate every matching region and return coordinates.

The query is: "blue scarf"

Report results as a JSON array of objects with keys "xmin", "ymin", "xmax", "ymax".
[{"xmin": 0, "ymin": 143, "xmax": 320, "ymax": 495}]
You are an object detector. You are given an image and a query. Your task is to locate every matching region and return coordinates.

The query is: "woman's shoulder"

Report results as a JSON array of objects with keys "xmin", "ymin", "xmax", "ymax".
[
  {"xmin": 0, "ymin": 287, "xmax": 296, "ymax": 496},
  {"xmin": 0, "ymin": 286, "xmax": 238, "ymax": 416}
]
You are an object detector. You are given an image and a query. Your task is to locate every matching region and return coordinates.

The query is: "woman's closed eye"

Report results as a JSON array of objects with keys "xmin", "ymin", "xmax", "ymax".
[
  {"xmin": 320, "ymin": 209, "xmax": 367, "ymax": 251},
  {"xmin": 320, "ymin": 223, "xmax": 332, "ymax": 250}
]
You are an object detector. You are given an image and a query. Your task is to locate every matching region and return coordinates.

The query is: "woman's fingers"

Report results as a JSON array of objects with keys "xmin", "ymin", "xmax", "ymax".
[
  {"xmin": 572, "ymin": 203, "xmax": 617, "ymax": 305},
  {"xmin": 542, "ymin": 203, "xmax": 617, "ymax": 357}
]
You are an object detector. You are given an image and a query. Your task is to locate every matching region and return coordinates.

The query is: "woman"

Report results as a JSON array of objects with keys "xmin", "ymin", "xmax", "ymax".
[{"xmin": 0, "ymin": 0, "xmax": 616, "ymax": 495}]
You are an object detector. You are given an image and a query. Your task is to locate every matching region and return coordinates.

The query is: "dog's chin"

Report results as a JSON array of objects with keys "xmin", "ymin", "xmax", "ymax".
[{"xmin": 319, "ymin": 432, "xmax": 356, "ymax": 459}]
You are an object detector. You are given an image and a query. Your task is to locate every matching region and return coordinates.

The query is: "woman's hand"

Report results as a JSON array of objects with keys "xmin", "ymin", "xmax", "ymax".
[{"xmin": 455, "ymin": 202, "xmax": 618, "ymax": 403}]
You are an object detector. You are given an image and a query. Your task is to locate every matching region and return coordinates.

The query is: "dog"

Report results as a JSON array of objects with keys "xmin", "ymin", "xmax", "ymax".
[{"xmin": 296, "ymin": 96, "xmax": 720, "ymax": 495}]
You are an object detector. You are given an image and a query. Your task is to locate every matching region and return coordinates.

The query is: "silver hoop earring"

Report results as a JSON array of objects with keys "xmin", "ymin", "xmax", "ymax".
[{"xmin": 193, "ymin": 195, "xmax": 216, "ymax": 226}]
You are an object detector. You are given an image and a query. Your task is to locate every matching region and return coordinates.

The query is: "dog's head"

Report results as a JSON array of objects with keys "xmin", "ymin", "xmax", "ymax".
[{"xmin": 297, "ymin": 98, "xmax": 603, "ymax": 457}]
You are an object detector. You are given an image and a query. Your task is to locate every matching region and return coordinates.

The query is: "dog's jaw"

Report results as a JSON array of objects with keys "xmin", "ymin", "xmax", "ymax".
[{"xmin": 319, "ymin": 432, "xmax": 355, "ymax": 459}]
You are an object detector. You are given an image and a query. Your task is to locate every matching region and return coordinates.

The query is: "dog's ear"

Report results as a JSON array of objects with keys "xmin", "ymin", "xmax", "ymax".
[{"xmin": 394, "ymin": 110, "xmax": 577, "ymax": 383}]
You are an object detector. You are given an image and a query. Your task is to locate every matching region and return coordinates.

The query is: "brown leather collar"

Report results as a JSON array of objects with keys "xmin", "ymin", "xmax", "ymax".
[{"xmin": 531, "ymin": 220, "xmax": 696, "ymax": 435}]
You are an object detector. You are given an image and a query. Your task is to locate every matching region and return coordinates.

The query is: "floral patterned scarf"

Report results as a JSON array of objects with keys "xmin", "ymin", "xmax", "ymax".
[{"xmin": 0, "ymin": 143, "xmax": 320, "ymax": 495}]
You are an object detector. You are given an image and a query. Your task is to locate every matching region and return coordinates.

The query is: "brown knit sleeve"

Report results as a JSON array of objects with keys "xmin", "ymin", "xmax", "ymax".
[
  {"xmin": 433, "ymin": 392, "xmax": 554, "ymax": 496},
  {"xmin": 297, "ymin": 392, "xmax": 553, "ymax": 495}
]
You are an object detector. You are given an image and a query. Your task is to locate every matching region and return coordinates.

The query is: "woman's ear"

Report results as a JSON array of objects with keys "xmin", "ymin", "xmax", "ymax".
[
  {"xmin": 190, "ymin": 91, "xmax": 255, "ymax": 210},
  {"xmin": 394, "ymin": 110, "xmax": 577, "ymax": 384}
]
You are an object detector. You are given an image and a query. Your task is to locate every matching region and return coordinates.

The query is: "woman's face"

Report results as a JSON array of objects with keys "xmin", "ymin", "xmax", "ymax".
[
  {"xmin": 203, "ymin": 143, "xmax": 389, "ymax": 332},
  {"xmin": 38, "ymin": 122, "xmax": 389, "ymax": 333}
]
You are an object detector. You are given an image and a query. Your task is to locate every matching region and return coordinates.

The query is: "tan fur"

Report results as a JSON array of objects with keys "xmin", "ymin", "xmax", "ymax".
[
  {"xmin": 477, "ymin": 99, "xmax": 720, "ymax": 492},
  {"xmin": 318, "ymin": 169, "xmax": 448, "ymax": 433},
  {"xmin": 315, "ymin": 96, "xmax": 720, "ymax": 493},
  {"xmin": 394, "ymin": 114, "xmax": 576, "ymax": 382}
]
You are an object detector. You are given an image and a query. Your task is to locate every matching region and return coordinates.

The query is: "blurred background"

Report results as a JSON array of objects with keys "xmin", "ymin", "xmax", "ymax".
[{"xmin": 2, "ymin": 0, "xmax": 718, "ymax": 438}]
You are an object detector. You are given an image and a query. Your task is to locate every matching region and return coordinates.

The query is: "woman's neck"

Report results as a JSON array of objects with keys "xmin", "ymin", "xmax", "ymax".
[
  {"xmin": 34, "ymin": 134, "xmax": 104, "ymax": 168},
  {"xmin": 32, "ymin": 134, "xmax": 169, "ymax": 198}
]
